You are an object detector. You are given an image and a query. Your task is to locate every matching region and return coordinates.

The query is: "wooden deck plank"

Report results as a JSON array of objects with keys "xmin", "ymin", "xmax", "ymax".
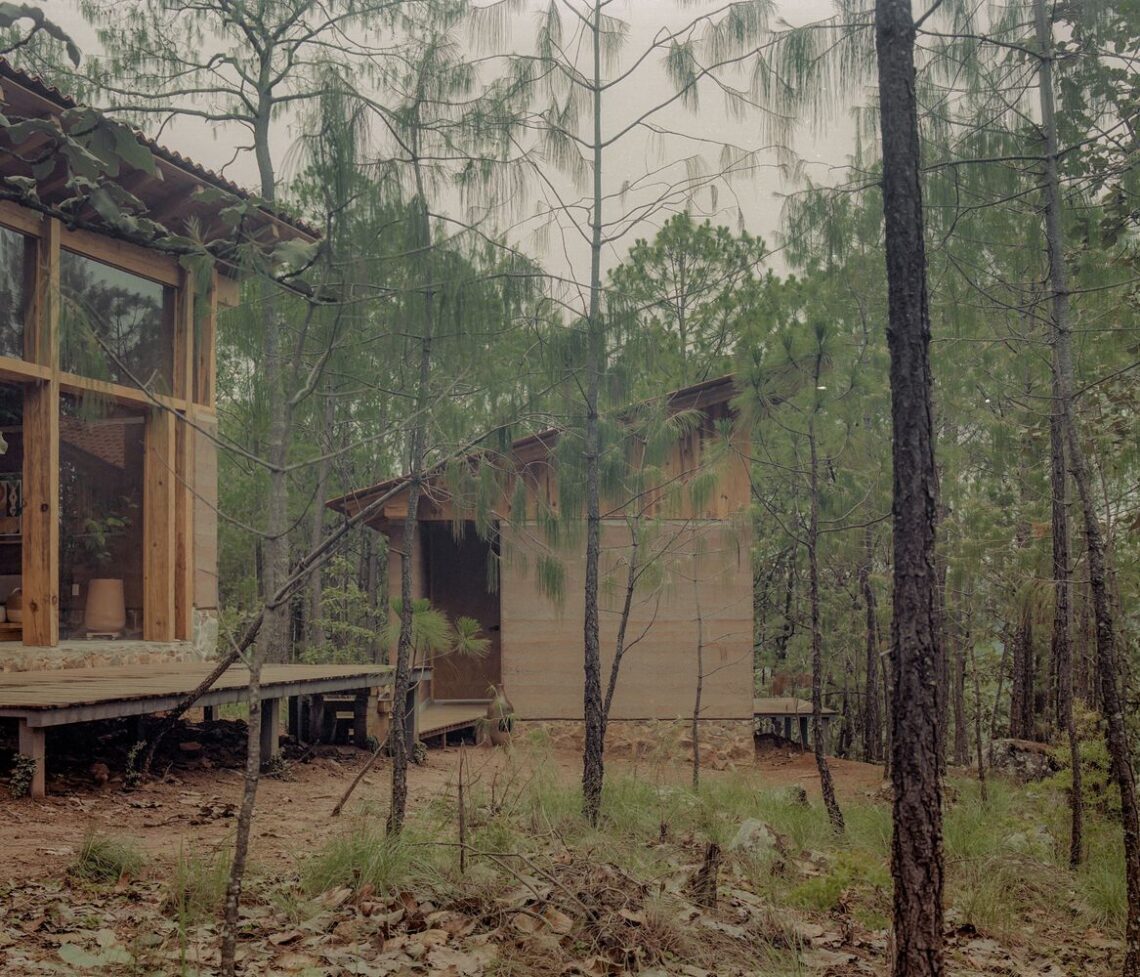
[
  {"xmin": 420, "ymin": 701, "xmax": 487, "ymax": 739},
  {"xmin": 0, "ymin": 663, "xmax": 394, "ymax": 718}
]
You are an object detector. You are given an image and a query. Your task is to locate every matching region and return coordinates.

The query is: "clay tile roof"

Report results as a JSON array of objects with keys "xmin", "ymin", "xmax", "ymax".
[{"xmin": 0, "ymin": 58, "xmax": 319, "ymax": 241}]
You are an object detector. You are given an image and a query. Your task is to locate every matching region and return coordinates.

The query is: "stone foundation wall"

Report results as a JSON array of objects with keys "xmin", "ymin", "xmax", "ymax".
[
  {"xmin": 0, "ymin": 609, "xmax": 218, "ymax": 673},
  {"xmin": 518, "ymin": 718, "xmax": 755, "ymax": 771},
  {"xmin": 0, "ymin": 640, "xmax": 199, "ymax": 673}
]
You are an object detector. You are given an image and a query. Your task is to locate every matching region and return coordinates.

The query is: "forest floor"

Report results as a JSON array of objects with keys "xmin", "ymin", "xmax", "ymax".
[{"xmin": 0, "ymin": 717, "xmax": 1127, "ymax": 976}]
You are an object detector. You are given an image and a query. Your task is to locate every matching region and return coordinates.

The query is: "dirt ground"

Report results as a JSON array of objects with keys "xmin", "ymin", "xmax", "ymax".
[{"xmin": 0, "ymin": 720, "xmax": 883, "ymax": 883}]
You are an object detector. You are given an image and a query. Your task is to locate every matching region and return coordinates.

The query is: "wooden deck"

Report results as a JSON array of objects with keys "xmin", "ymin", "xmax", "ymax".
[
  {"xmin": 754, "ymin": 697, "xmax": 836, "ymax": 753},
  {"xmin": 419, "ymin": 701, "xmax": 488, "ymax": 744},
  {"xmin": 1, "ymin": 662, "xmax": 401, "ymax": 798}
]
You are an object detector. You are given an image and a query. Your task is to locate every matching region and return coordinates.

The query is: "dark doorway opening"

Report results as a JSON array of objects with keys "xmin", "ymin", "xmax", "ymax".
[{"xmin": 421, "ymin": 521, "xmax": 501, "ymax": 701}]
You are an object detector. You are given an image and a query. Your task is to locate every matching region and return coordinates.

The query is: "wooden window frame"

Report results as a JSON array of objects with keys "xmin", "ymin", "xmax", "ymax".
[{"xmin": 0, "ymin": 201, "xmax": 218, "ymax": 648}]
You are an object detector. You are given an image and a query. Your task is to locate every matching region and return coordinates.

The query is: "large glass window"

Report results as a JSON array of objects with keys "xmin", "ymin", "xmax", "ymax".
[
  {"xmin": 0, "ymin": 227, "xmax": 27, "ymax": 360},
  {"xmin": 59, "ymin": 396, "xmax": 145, "ymax": 639},
  {"xmin": 60, "ymin": 251, "xmax": 173, "ymax": 392}
]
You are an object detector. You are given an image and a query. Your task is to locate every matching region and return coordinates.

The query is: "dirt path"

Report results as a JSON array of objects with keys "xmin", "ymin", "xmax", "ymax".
[{"xmin": 0, "ymin": 734, "xmax": 884, "ymax": 883}]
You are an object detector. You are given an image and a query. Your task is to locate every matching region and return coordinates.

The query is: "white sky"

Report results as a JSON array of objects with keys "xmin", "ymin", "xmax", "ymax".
[{"xmin": 50, "ymin": 0, "xmax": 864, "ymax": 280}]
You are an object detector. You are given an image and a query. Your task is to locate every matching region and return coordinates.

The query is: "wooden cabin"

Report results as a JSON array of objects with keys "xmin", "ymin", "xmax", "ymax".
[
  {"xmin": 329, "ymin": 376, "xmax": 758, "ymax": 755},
  {"xmin": 0, "ymin": 60, "xmax": 313, "ymax": 668}
]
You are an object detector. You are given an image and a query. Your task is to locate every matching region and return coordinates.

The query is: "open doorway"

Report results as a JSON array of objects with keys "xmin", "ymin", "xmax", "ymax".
[{"xmin": 420, "ymin": 521, "xmax": 501, "ymax": 701}]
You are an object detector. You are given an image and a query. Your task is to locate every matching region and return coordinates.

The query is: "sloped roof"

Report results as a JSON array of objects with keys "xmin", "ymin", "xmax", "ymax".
[
  {"xmin": 326, "ymin": 373, "xmax": 740, "ymax": 517},
  {"xmin": 0, "ymin": 58, "xmax": 318, "ymax": 244}
]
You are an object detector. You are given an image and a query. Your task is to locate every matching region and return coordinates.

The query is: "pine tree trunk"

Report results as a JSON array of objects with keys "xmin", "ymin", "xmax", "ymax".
[
  {"xmin": 860, "ymin": 525, "xmax": 882, "ymax": 762},
  {"xmin": 875, "ymin": 2, "xmax": 945, "ymax": 974},
  {"xmin": 1034, "ymin": 0, "xmax": 1138, "ymax": 961},
  {"xmin": 307, "ymin": 389, "xmax": 335, "ymax": 650},
  {"xmin": 581, "ymin": 0, "xmax": 606, "ymax": 827},
  {"xmin": 1010, "ymin": 610, "xmax": 1034, "ymax": 739},
  {"xmin": 952, "ymin": 614, "xmax": 969, "ymax": 766},
  {"xmin": 390, "ymin": 166, "xmax": 435, "ymax": 834},
  {"xmin": 809, "ymin": 410, "xmax": 844, "ymax": 833},
  {"xmin": 1050, "ymin": 387, "xmax": 1082, "ymax": 866}
]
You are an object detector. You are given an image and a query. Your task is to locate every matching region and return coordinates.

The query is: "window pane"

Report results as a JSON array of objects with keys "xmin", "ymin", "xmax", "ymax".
[
  {"xmin": 60, "ymin": 251, "xmax": 173, "ymax": 392},
  {"xmin": 0, "ymin": 227, "xmax": 26, "ymax": 359},
  {"xmin": 59, "ymin": 396, "xmax": 145, "ymax": 639}
]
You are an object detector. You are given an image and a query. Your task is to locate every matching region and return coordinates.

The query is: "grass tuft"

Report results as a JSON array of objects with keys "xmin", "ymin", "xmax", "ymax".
[
  {"xmin": 163, "ymin": 845, "xmax": 230, "ymax": 922},
  {"xmin": 70, "ymin": 832, "xmax": 145, "ymax": 883}
]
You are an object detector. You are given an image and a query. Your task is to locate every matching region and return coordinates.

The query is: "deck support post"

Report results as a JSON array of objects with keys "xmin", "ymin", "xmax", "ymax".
[
  {"xmin": 203, "ymin": 705, "xmax": 215, "ymax": 723},
  {"xmin": 782, "ymin": 717, "xmax": 792, "ymax": 741},
  {"xmin": 260, "ymin": 697, "xmax": 281, "ymax": 761},
  {"xmin": 353, "ymin": 690, "xmax": 372, "ymax": 747},
  {"xmin": 18, "ymin": 719, "xmax": 46, "ymax": 798},
  {"xmin": 799, "ymin": 716, "xmax": 809, "ymax": 750}
]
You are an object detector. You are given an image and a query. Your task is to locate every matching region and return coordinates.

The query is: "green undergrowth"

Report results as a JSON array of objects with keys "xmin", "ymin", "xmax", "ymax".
[
  {"xmin": 299, "ymin": 742, "xmax": 1126, "ymax": 945},
  {"xmin": 70, "ymin": 832, "xmax": 146, "ymax": 883},
  {"xmin": 163, "ymin": 844, "xmax": 230, "ymax": 923}
]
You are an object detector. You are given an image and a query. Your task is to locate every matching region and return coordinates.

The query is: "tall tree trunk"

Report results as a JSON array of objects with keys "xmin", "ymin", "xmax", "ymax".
[
  {"xmin": 221, "ymin": 87, "xmax": 280, "ymax": 977},
  {"xmin": 1009, "ymin": 608, "xmax": 1034, "ymax": 739},
  {"xmin": 875, "ymin": 3, "xmax": 944, "ymax": 974},
  {"xmin": 581, "ymin": 0, "xmax": 606, "ymax": 828},
  {"xmin": 307, "ymin": 388, "xmax": 335, "ymax": 650},
  {"xmin": 952, "ymin": 612, "xmax": 969, "ymax": 766},
  {"xmin": 692, "ymin": 572, "xmax": 704, "ymax": 791},
  {"xmin": 390, "ymin": 138, "xmax": 436, "ymax": 833},
  {"xmin": 1050, "ymin": 383, "xmax": 1083, "ymax": 866},
  {"xmin": 808, "ymin": 408, "xmax": 844, "ymax": 833},
  {"xmin": 256, "ymin": 89, "xmax": 292, "ymax": 666},
  {"xmin": 970, "ymin": 641, "xmax": 988, "ymax": 805},
  {"xmin": 860, "ymin": 524, "xmax": 883, "ymax": 762},
  {"xmin": 1034, "ymin": 1, "xmax": 1138, "ymax": 963}
]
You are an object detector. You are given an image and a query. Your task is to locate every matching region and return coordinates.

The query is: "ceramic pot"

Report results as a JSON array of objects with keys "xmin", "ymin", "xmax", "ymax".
[
  {"xmin": 486, "ymin": 683, "xmax": 515, "ymax": 746},
  {"xmin": 6, "ymin": 587, "xmax": 22, "ymax": 623},
  {"xmin": 85, "ymin": 578, "xmax": 126, "ymax": 633}
]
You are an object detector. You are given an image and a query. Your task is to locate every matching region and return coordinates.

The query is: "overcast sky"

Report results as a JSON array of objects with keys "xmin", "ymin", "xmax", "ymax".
[{"xmin": 51, "ymin": 0, "xmax": 864, "ymax": 280}]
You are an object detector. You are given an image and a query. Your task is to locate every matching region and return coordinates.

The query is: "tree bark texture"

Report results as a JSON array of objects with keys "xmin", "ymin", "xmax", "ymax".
[
  {"xmin": 951, "ymin": 613, "xmax": 969, "ymax": 765},
  {"xmin": 860, "ymin": 525, "xmax": 883, "ymax": 762},
  {"xmin": 875, "ymin": 2, "xmax": 945, "ymax": 974},
  {"xmin": 1034, "ymin": 0, "xmax": 1138, "ymax": 963},
  {"xmin": 1050, "ymin": 388, "xmax": 1083, "ymax": 866},
  {"xmin": 581, "ymin": 0, "xmax": 606, "ymax": 828},
  {"xmin": 389, "ymin": 168, "xmax": 435, "ymax": 832},
  {"xmin": 808, "ymin": 377, "xmax": 844, "ymax": 832}
]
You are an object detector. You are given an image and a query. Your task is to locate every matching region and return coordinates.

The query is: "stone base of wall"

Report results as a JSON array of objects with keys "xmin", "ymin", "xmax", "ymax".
[
  {"xmin": 518, "ymin": 718, "xmax": 755, "ymax": 770},
  {"xmin": 0, "ymin": 640, "xmax": 199, "ymax": 673},
  {"xmin": 0, "ymin": 609, "xmax": 219, "ymax": 673}
]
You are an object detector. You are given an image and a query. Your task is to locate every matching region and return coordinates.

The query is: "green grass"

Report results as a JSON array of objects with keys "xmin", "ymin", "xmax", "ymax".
[
  {"xmin": 70, "ymin": 832, "xmax": 146, "ymax": 883},
  {"xmin": 298, "ymin": 741, "xmax": 1127, "ymax": 953},
  {"xmin": 163, "ymin": 845, "xmax": 230, "ymax": 922}
]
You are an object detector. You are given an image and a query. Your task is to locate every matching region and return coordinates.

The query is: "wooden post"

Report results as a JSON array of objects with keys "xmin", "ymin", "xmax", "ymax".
[
  {"xmin": 22, "ymin": 218, "xmax": 60, "ymax": 648},
  {"xmin": 260, "ymin": 697, "xmax": 281, "ymax": 761},
  {"xmin": 783, "ymin": 717, "xmax": 792, "ymax": 741},
  {"xmin": 18, "ymin": 720, "xmax": 46, "ymax": 798},
  {"xmin": 308, "ymin": 694, "xmax": 326, "ymax": 744},
  {"xmin": 23, "ymin": 379, "xmax": 59, "ymax": 647},
  {"xmin": 353, "ymin": 690, "xmax": 370, "ymax": 747},
  {"xmin": 174, "ymin": 415, "xmax": 194, "ymax": 640},
  {"xmin": 203, "ymin": 706, "xmax": 215, "ymax": 723},
  {"xmin": 144, "ymin": 407, "xmax": 176, "ymax": 640},
  {"xmin": 799, "ymin": 716, "xmax": 809, "ymax": 750}
]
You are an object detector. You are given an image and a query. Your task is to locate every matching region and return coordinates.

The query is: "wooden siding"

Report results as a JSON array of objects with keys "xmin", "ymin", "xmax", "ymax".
[
  {"xmin": 500, "ymin": 517, "xmax": 753, "ymax": 721},
  {"xmin": 191, "ymin": 409, "xmax": 219, "ymax": 612}
]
